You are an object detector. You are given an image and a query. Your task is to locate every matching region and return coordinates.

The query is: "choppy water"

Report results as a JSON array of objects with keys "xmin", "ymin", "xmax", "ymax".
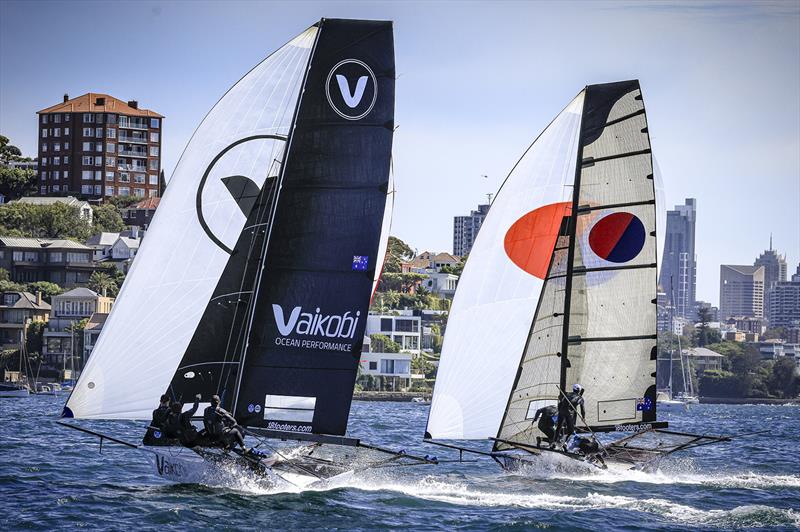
[{"xmin": 1, "ymin": 396, "xmax": 798, "ymax": 530}]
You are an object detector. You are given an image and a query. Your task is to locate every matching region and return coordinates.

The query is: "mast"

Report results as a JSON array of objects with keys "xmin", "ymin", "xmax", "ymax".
[
  {"xmin": 230, "ymin": 21, "xmax": 322, "ymax": 417},
  {"xmin": 559, "ymin": 91, "xmax": 589, "ymax": 392}
]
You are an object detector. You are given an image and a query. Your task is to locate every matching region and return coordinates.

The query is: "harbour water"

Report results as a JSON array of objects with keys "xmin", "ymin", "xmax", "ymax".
[{"xmin": 1, "ymin": 396, "xmax": 798, "ymax": 530}]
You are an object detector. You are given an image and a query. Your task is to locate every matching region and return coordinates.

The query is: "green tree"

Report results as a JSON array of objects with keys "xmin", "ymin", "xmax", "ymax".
[
  {"xmin": 107, "ymin": 196, "xmax": 140, "ymax": 209},
  {"xmin": 383, "ymin": 236, "xmax": 414, "ymax": 273},
  {"xmin": 92, "ymin": 203, "xmax": 126, "ymax": 233},
  {"xmin": 25, "ymin": 321, "xmax": 45, "ymax": 356},
  {"xmin": 88, "ymin": 271, "xmax": 119, "ymax": 297},
  {"xmin": 0, "ymin": 135, "xmax": 36, "ymax": 200},
  {"xmin": 762, "ymin": 327, "xmax": 787, "ymax": 341},
  {"xmin": 0, "ymin": 268, "xmax": 10, "ymax": 282},
  {"xmin": 25, "ymin": 281, "xmax": 63, "ymax": 301},
  {"xmin": 378, "ymin": 272, "xmax": 426, "ymax": 293},
  {"xmin": 0, "ymin": 202, "xmax": 93, "ymax": 240},
  {"xmin": 0, "ymin": 279, "xmax": 26, "ymax": 292},
  {"xmin": 369, "ymin": 334, "xmax": 400, "ymax": 353},
  {"xmin": 769, "ymin": 357, "xmax": 798, "ymax": 398}
]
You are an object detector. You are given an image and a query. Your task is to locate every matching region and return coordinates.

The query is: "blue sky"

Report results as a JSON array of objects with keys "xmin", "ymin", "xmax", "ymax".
[{"xmin": 1, "ymin": 1, "xmax": 798, "ymax": 305}]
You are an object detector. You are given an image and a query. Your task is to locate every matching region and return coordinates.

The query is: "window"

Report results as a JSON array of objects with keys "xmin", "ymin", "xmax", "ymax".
[
  {"xmin": 118, "ymin": 187, "xmax": 130, "ymax": 196},
  {"xmin": 63, "ymin": 156, "xmax": 69, "ymax": 165},
  {"xmin": 148, "ymin": 159, "xmax": 158, "ymax": 170},
  {"xmin": 95, "ymin": 171, "xmax": 102, "ymax": 181},
  {"xmin": 54, "ymin": 128, "xmax": 61, "ymax": 137},
  {"xmin": 42, "ymin": 129, "xmax": 48, "ymax": 138},
  {"xmin": 119, "ymin": 173, "xmax": 130, "ymax": 183},
  {"xmin": 53, "ymin": 171, "xmax": 60, "ymax": 180},
  {"xmin": 83, "ymin": 113, "xmax": 94, "ymax": 123},
  {"xmin": 94, "ymin": 157, "xmax": 102, "ymax": 167},
  {"xmin": 41, "ymin": 157, "xmax": 48, "ymax": 165},
  {"xmin": 64, "ymin": 127, "xmax": 70, "ymax": 136},
  {"xmin": 149, "ymin": 146, "xmax": 159, "ymax": 157},
  {"xmin": 67, "ymin": 252, "xmax": 88, "ymax": 263},
  {"xmin": 83, "ymin": 128, "xmax": 93, "ymax": 137},
  {"xmin": 96, "ymin": 143, "xmax": 103, "ymax": 152},
  {"xmin": 82, "ymin": 170, "xmax": 93, "ymax": 180},
  {"xmin": 380, "ymin": 359, "xmax": 395, "ymax": 374},
  {"xmin": 106, "ymin": 171, "xmax": 114, "ymax": 181},
  {"xmin": 42, "ymin": 115, "xmax": 49, "ymax": 124},
  {"xmin": 82, "ymin": 142, "xmax": 91, "ymax": 151},
  {"xmin": 54, "ymin": 143, "xmax": 60, "ymax": 152},
  {"xmin": 53, "ymin": 156, "xmax": 60, "ymax": 165},
  {"xmin": 54, "ymin": 114, "xmax": 61, "ymax": 124},
  {"xmin": 63, "ymin": 170, "xmax": 69, "ymax": 178},
  {"xmin": 106, "ymin": 157, "xmax": 115, "ymax": 167},
  {"xmin": 12, "ymin": 251, "xmax": 23, "ymax": 261},
  {"xmin": 369, "ymin": 361, "xmax": 377, "ymax": 370},
  {"xmin": 40, "ymin": 171, "xmax": 46, "ymax": 181},
  {"xmin": 95, "ymin": 127, "xmax": 103, "ymax": 138},
  {"xmin": 148, "ymin": 189, "xmax": 158, "ymax": 198},
  {"xmin": 40, "ymin": 186, "xmax": 47, "ymax": 194},
  {"xmin": 95, "ymin": 185, "xmax": 102, "ymax": 195},
  {"xmin": 42, "ymin": 144, "xmax": 48, "ymax": 152},
  {"xmin": 106, "ymin": 128, "xmax": 116, "ymax": 139},
  {"xmin": 53, "ymin": 184, "xmax": 60, "ymax": 192},
  {"xmin": 150, "ymin": 132, "xmax": 159, "ymax": 143},
  {"xmin": 150, "ymin": 118, "xmax": 160, "ymax": 128},
  {"xmin": 105, "ymin": 187, "xmax": 114, "ymax": 196},
  {"xmin": 395, "ymin": 319, "xmax": 418, "ymax": 333},
  {"xmin": 380, "ymin": 318, "xmax": 393, "ymax": 332},
  {"xmin": 148, "ymin": 174, "xmax": 158, "ymax": 185},
  {"xmin": 64, "ymin": 141, "xmax": 70, "ymax": 150},
  {"xmin": 63, "ymin": 113, "xmax": 70, "ymax": 122},
  {"xmin": 107, "ymin": 114, "xmax": 117, "ymax": 125},
  {"xmin": 82, "ymin": 185, "xmax": 92, "ymax": 194},
  {"xmin": 82, "ymin": 156, "xmax": 93, "ymax": 165},
  {"xmin": 134, "ymin": 188, "xmax": 145, "ymax": 197},
  {"xmin": 95, "ymin": 113, "xmax": 103, "ymax": 123},
  {"xmin": 49, "ymin": 252, "xmax": 63, "ymax": 262},
  {"xmin": 134, "ymin": 174, "xmax": 145, "ymax": 184},
  {"xmin": 107, "ymin": 142, "xmax": 115, "ymax": 153}
]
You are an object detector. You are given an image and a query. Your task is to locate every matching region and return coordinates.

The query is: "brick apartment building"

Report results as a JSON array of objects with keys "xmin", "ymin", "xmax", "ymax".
[{"xmin": 36, "ymin": 93, "xmax": 163, "ymax": 200}]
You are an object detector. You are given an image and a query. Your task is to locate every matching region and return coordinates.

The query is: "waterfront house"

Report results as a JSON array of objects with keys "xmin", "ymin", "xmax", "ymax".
[
  {"xmin": 0, "ymin": 236, "xmax": 98, "ymax": 286},
  {"xmin": 43, "ymin": 287, "xmax": 113, "ymax": 369},
  {"xmin": 365, "ymin": 311, "xmax": 422, "ymax": 354},
  {"xmin": 358, "ymin": 336, "xmax": 422, "ymax": 391},
  {"xmin": 0, "ymin": 291, "xmax": 51, "ymax": 351}
]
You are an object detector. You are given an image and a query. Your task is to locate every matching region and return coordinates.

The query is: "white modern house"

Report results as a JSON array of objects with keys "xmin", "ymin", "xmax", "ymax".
[
  {"xmin": 358, "ymin": 336, "xmax": 422, "ymax": 391},
  {"xmin": 365, "ymin": 310, "xmax": 422, "ymax": 354}
]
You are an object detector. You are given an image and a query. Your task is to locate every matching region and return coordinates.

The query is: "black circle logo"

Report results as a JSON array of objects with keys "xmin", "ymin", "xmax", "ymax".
[{"xmin": 325, "ymin": 59, "xmax": 377, "ymax": 121}]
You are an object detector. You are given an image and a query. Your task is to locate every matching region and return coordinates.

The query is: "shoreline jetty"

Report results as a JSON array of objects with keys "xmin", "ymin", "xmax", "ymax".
[{"xmin": 353, "ymin": 391, "xmax": 430, "ymax": 402}]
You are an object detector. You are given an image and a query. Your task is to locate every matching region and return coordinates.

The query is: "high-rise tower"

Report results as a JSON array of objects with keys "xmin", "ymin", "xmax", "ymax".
[{"xmin": 658, "ymin": 198, "xmax": 697, "ymax": 318}]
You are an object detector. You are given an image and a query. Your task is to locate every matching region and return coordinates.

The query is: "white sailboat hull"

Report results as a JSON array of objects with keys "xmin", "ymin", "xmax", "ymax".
[
  {"xmin": 144, "ymin": 446, "xmax": 336, "ymax": 490},
  {"xmin": 0, "ymin": 386, "xmax": 30, "ymax": 398}
]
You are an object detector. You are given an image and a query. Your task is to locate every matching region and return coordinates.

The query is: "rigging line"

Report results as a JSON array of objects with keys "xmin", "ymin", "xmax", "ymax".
[{"xmin": 232, "ymin": 20, "xmax": 323, "ymax": 417}]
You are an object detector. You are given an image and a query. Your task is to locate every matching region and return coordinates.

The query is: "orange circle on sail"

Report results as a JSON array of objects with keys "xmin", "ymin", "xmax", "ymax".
[{"xmin": 504, "ymin": 202, "xmax": 572, "ymax": 279}]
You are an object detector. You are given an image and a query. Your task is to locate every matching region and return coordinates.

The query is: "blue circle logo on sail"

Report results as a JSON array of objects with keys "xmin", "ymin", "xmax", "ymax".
[
  {"xmin": 588, "ymin": 212, "xmax": 645, "ymax": 263},
  {"xmin": 326, "ymin": 59, "xmax": 377, "ymax": 121}
]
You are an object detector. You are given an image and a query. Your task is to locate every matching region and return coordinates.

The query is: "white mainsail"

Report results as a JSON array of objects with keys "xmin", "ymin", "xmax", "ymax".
[
  {"xmin": 425, "ymin": 94, "xmax": 584, "ymax": 439},
  {"xmin": 65, "ymin": 27, "xmax": 318, "ymax": 419}
]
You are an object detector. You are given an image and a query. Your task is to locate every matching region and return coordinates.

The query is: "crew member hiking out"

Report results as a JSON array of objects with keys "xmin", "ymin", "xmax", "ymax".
[
  {"xmin": 162, "ymin": 394, "xmax": 201, "ymax": 446},
  {"xmin": 532, "ymin": 404, "xmax": 558, "ymax": 448},
  {"xmin": 556, "ymin": 383, "xmax": 586, "ymax": 446},
  {"xmin": 203, "ymin": 395, "xmax": 248, "ymax": 452}
]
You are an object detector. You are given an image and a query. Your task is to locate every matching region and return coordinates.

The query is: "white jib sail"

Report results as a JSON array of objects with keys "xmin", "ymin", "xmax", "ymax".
[
  {"xmin": 66, "ymin": 27, "xmax": 317, "ymax": 419},
  {"xmin": 426, "ymin": 93, "xmax": 585, "ymax": 439}
]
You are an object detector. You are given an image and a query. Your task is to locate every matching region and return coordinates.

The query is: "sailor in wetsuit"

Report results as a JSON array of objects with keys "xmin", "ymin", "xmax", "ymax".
[
  {"xmin": 556, "ymin": 383, "xmax": 586, "ymax": 446},
  {"xmin": 203, "ymin": 395, "xmax": 247, "ymax": 451},
  {"xmin": 532, "ymin": 404, "xmax": 558, "ymax": 447},
  {"xmin": 143, "ymin": 394, "xmax": 171, "ymax": 444},
  {"xmin": 162, "ymin": 394, "xmax": 201, "ymax": 446}
]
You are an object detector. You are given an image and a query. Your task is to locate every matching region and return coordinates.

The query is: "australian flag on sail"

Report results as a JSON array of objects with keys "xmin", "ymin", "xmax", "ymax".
[
  {"xmin": 352, "ymin": 255, "xmax": 369, "ymax": 271},
  {"xmin": 636, "ymin": 397, "xmax": 654, "ymax": 412}
]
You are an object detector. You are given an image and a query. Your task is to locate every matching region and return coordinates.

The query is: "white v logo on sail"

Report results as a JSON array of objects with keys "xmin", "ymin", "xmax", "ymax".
[
  {"xmin": 272, "ymin": 304, "xmax": 301, "ymax": 336},
  {"xmin": 336, "ymin": 75, "xmax": 368, "ymax": 108}
]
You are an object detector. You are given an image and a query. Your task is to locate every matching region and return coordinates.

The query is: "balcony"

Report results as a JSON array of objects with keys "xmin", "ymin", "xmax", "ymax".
[
  {"xmin": 118, "ymin": 120, "xmax": 148, "ymax": 130},
  {"xmin": 118, "ymin": 148, "xmax": 148, "ymax": 158},
  {"xmin": 118, "ymin": 135, "xmax": 148, "ymax": 144},
  {"xmin": 118, "ymin": 164, "xmax": 148, "ymax": 173}
]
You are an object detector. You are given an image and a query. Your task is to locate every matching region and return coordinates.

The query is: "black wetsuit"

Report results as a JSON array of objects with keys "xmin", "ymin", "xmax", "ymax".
[
  {"xmin": 142, "ymin": 404, "xmax": 170, "ymax": 444},
  {"xmin": 556, "ymin": 391, "xmax": 585, "ymax": 441},
  {"xmin": 203, "ymin": 405, "xmax": 245, "ymax": 449},
  {"xmin": 533, "ymin": 405, "xmax": 558, "ymax": 442},
  {"xmin": 163, "ymin": 400, "xmax": 200, "ymax": 445}
]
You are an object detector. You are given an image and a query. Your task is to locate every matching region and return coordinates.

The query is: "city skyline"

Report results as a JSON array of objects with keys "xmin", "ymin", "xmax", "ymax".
[{"xmin": 1, "ymin": 1, "xmax": 798, "ymax": 306}]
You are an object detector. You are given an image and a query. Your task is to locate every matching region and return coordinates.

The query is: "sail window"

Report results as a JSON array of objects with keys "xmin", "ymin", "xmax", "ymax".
[{"xmin": 263, "ymin": 395, "xmax": 316, "ymax": 423}]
